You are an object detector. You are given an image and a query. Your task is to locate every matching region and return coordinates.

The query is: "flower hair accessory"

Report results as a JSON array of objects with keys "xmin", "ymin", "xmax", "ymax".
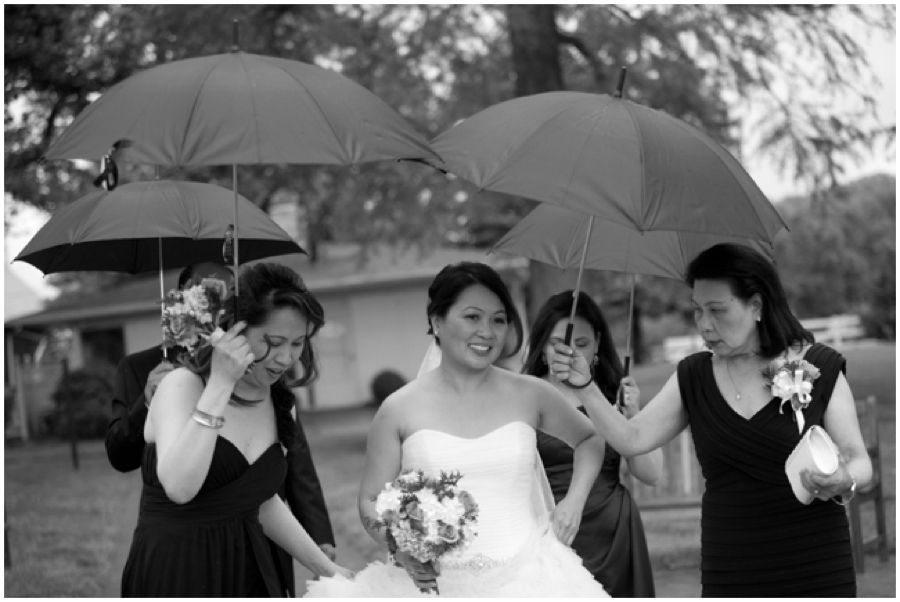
[
  {"xmin": 763, "ymin": 357, "xmax": 821, "ymax": 433},
  {"xmin": 161, "ymin": 278, "xmax": 230, "ymax": 356}
]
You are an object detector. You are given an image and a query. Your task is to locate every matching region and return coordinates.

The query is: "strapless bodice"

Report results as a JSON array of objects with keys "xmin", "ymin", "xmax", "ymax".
[
  {"xmin": 401, "ymin": 421, "xmax": 538, "ymax": 563},
  {"xmin": 306, "ymin": 421, "xmax": 611, "ymax": 598}
]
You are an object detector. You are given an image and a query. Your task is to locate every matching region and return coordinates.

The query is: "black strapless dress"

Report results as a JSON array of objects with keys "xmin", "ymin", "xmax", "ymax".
[
  {"xmin": 678, "ymin": 343, "xmax": 856, "ymax": 597},
  {"xmin": 538, "ymin": 407, "xmax": 656, "ymax": 597},
  {"xmin": 121, "ymin": 437, "xmax": 287, "ymax": 597}
]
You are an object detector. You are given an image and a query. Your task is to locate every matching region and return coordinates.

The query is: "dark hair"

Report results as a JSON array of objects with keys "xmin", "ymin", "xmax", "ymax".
[
  {"xmin": 177, "ymin": 262, "xmax": 233, "ymax": 289},
  {"xmin": 685, "ymin": 243, "xmax": 813, "ymax": 358},
  {"xmin": 426, "ymin": 262, "xmax": 523, "ymax": 358},
  {"xmin": 521, "ymin": 290, "xmax": 623, "ymax": 401},
  {"xmin": 184, "ymin": 263, "xmax": 325, "ymax": 448}
]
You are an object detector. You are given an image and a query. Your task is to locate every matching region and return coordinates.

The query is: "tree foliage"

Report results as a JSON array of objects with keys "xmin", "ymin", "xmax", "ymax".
[
  {"xmin": 775, "ymin": 174, "xmax": 896, "ymax": 339},
  {"xmin": 4, "ymin": 4, "xmax": 895, "ymax": 350}
]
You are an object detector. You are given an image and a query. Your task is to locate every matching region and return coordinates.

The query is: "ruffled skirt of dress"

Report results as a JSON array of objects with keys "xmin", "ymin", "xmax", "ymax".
[{"xmin": 304, "ymin": 529, "xmax": 609, "ymax": 598}]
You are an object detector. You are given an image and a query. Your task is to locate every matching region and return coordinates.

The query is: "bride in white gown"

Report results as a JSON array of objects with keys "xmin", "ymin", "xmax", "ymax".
[{"xmin": 306, "ymin": 262, "xmax": 611, "ymax": 598}]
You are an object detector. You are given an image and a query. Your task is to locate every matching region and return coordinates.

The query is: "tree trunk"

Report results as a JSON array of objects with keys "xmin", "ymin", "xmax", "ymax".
[
  {"xmin": 505, "ymin": 6, "xmax": 569, "ymax": 323},
  {"xmin": 506, "ymin": 5, "xmax": 563, "ymax": 96},
  {"xmin": 505, "ymin": 5, "xmax": 646, "ymax": 363}
]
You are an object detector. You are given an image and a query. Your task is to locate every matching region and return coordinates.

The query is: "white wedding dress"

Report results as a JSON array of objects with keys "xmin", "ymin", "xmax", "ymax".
[{"xmin": 305, "ymin": 421, "xmax": 609, "ymax": 598}]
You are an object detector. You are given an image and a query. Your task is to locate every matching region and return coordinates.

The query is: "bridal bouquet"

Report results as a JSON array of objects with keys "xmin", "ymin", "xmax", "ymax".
[
  {"xmin": 373, "ymin": 469, "xmax": 479, "ymax": 595},
  {"xmin": 763, "ymin": 357, "xmax": 821, "ymax": 433},
  {"xmin": 161, "ymin": 278, "xmax": 229, "ymax": 356}
]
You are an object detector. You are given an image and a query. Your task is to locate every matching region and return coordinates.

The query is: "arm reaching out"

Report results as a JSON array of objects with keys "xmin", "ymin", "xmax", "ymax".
[
  {"xmin": 550, "ymin": 341, "xmax": 689, "ymax": 457},
  {"xmin": 259, "ymin": 495, "xmax": 353, "ymax": 579},
  {"xmin": 618, "ymin": 378, "xmax": 663, "ymax": 486}
]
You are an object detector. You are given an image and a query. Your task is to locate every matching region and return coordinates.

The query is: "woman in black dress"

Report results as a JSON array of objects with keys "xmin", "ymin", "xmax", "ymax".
[
  {"xmin": 523, "ymin": 290, "xmax": 660, "ymax": 597},
  {"xmin": 122, "ymin": 263, "xmax": 354, "ymax": 596},
  {"xmin": 554, "ymin": 244, "xmax": 873, "ymax": 597}
]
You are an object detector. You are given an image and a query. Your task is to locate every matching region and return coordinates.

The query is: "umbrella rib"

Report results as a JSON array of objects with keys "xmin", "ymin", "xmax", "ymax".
[
  {"xmin": 177, "ymin": 58, "xmax": 221, "ymax": 166},
  {"xmin": 71, "ymin": 194, "xmax": 109, "ymax": 243},
  {"xmin": 481, "ymin": 97, "xmax": 593, "ymax": 187},
  {"xmin": 659, "ymin": 111, "xmax": 788, "ymax": 240},
  {"xmin": 263, "ymin": 56, "xmax": 350, "ymax": 164},
  {"xmin": 555, "ymin": 99, "xmax": 605, "ymax": 220},
  {"xmin": 621, "ymin": 101, "xmax": 647, "ymax": 232},
  {"xmin": 236, "ymin": 54, "xmax": 263, "ymax": 164}
]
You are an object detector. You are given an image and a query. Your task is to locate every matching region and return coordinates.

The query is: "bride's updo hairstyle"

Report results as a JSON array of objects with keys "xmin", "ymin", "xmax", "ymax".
[
  {"xmin": 685, "ymin": 243, "xmax": 812, "ymax": 358},
  {"xmin": 426, "ymin": 261, "xmax": 523, "ymax": 359}
]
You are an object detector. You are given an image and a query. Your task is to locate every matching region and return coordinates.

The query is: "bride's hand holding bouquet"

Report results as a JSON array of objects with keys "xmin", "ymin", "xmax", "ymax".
[{"xmin": 372, "ymin": 469, "xmax": 479, "ymax": 595}]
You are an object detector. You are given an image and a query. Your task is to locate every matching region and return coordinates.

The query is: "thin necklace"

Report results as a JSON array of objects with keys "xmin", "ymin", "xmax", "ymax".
[{"xmin": 724, "ymin": 357, "xmax": 743, "ymax": 401}]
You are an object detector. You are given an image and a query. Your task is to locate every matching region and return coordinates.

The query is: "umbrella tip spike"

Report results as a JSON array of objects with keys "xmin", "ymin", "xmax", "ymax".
[{"xmin": 614, "ymin": 66, "xmax": 628, "ymax": 98}]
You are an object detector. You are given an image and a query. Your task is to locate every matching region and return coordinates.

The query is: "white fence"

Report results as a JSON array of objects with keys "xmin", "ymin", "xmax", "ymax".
[{"xmin": 663, "ymin": 314, "xmax": 864, "ymax": 364}]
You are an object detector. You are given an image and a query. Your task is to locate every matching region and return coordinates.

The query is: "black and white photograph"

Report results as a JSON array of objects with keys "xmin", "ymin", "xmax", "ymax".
[{"xmin": 4, "ymin": 4, "xmax": 895, "ymax": 597}]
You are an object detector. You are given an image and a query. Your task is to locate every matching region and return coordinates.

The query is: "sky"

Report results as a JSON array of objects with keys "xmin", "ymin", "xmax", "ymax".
[{"xmin": 4, "ymin": 24, "xmax": 896, "ymax": 303}]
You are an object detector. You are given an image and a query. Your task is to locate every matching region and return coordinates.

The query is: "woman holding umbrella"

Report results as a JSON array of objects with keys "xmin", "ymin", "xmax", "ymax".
[
  {"xmin": 553, "ymin": 244, "xmax": 872, "ymax": 597},
  {"xmin": 523, "ymin": 290, "xmax": 660, "ymax": 596}
]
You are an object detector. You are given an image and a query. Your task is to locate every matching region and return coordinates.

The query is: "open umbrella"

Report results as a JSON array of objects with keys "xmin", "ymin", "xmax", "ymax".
[
  {"xmin": 493, "ymin": 203, "xmax": 776, "ymax": 281},
  {"xmin": 15, "ymin": 179, "xmax": 303, "ymax": 275},
  {"xmin": 42, "ymin": 21, "xmax": 442, "ymax": 295},
  {"xmin": 431, "ymin": 72, "xmax": 787, "ymax": 387},
  {"xmin": 492, "ymin": 202, "xmax": 779, "ymax": 389},
  {"xmin": 43, "ymin": 52, "xmax": 439, "ymax": 168},
  {"xmin": 15, "ymin": 179, "xmax": 304, "ymax": 357},
  {"xmin": 431, "ymin": 93, "xmax": 785, "ymax": 243}
]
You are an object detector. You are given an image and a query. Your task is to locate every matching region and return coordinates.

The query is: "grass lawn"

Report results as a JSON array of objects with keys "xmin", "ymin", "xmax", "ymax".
[
  {"xmin": 4, "ymin": 440, "xmax": 134, "ymax": 597},
  {"xmin": 3, "ymin": 342, "xmax": 894, "ymax": 596}
]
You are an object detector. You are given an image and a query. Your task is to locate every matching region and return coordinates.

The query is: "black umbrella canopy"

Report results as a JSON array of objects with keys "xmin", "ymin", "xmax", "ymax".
[{"xmin": 15, "ymin": 180, "xmax": 304, "ymax": 275}]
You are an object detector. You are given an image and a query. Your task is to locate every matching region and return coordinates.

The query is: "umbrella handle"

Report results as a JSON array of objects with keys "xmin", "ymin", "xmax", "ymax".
[{"xmin": 617, "ymin": 356, "xmax": 632, "ymax": 408}]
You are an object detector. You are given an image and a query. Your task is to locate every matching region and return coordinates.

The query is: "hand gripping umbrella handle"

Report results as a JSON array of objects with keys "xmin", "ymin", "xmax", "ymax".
[{"xmin": 617, "ymin": 356, "xmax": 632, "ymax": 409}]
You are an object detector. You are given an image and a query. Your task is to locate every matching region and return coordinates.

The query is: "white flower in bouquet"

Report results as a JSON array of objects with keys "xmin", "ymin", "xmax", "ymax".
[
  {"xmin": 375, "ymin": 484, "xmax": 404, "ymax": 516},
  {"xmin": 371, "ymin": 469, "xmax": 479, "ymax": 595}
]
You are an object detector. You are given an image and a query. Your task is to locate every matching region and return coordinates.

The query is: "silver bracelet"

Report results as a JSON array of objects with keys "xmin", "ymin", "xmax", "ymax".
[
  {"xmin": 191, "ymin": 407, "xmax": 225, "ymax": 429},
  {"xmin": 833, "ymin": 476, "xmax": 857, "ymax": 506}
]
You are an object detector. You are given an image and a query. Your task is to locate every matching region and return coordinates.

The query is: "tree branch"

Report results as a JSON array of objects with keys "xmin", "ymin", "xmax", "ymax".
[{"xmin": 556, "ymin": 31, "xmax": 605, "ymax": 89}]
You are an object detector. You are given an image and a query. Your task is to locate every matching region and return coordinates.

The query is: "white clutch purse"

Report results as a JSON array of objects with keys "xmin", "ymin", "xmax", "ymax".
[{"xmin": 785, "ymin": 425, "xmax": 840, "ymax": 504}]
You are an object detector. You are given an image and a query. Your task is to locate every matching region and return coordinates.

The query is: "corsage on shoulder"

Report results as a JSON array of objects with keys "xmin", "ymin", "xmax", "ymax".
[
  {"xmin": 161, "ymin": 278, "xmax": 229, "ymax": 356},
  {"xmin": 763, "ymin": 357, "xmax": 821, "ymax": 433}
]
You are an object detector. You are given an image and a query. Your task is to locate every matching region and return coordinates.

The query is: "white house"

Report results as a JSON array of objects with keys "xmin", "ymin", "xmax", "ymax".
[{"xmin": 6, "ymin": 244, "xmax": 528, "ymax": 433}]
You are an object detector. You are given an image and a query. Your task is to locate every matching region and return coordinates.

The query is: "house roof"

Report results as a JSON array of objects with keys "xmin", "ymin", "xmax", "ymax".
[{"xmin": 6, "ymin": 245, "xmax": 528, "ymax": 328}]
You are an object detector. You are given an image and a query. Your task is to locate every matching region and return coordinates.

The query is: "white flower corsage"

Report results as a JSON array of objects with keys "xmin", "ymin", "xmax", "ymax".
[{"xmin": 763, "ymin": 357, "xmax": 821, "ymax": 433}]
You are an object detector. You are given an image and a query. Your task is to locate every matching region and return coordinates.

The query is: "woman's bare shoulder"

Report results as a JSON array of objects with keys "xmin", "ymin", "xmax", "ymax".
[
  {"xmin": 160, "ymin": 366, "xmax": 204, "ymax": 387},
  {"xmin": 153, "ymin": 367, "xmax": 204, "ymax": 404},
  {"xmin": 495, "ymin": 367, "xmax": 553, "ymax": 395},
  {"xmin": 375, "ymin": 376, "xmax": 427, "ymax": 421}
]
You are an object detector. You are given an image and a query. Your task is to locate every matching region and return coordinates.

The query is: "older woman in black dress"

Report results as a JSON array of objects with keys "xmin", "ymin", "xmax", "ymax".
[
  {"xmin": 523, "ymin": 290, "xmax": 660, "ymax": 597},
  {"xmin": 553, "ymin": 244, "xmax": 872, "ymax": 597}
]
